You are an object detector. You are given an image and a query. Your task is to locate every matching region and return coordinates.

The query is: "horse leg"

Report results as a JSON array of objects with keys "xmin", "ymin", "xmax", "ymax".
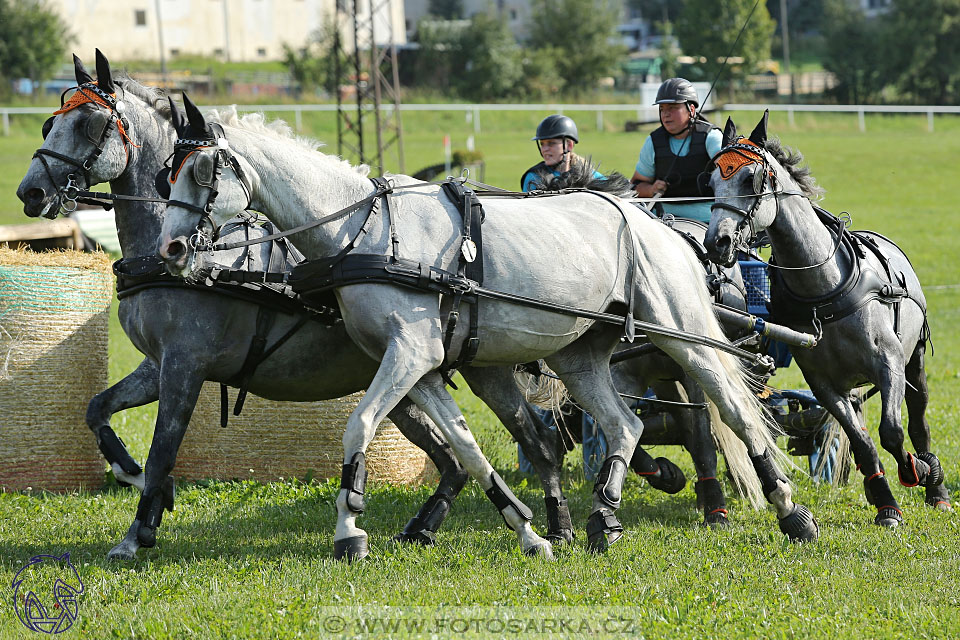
[
  {"xmin": 545, "ymin": 331, "xmax": 679, "ymax": 552},
  {"xmin": 388, "ymin": 398, "xmax": 469, "ymax": 545},
  {"xmin": 656, "ymin": 338, "xmax": 817, "ymax": 542},
  {"xmin": 86, "ymin": 357, "xmax": 159, "ymax": 491},
  {"xmin": 461, "ymin": 367, "xmax": 574, "ymax": 544},
  {"xmin": 904, "ymin": 341, "xmax": 951, "ymax": 510},
  {"xmin": 406, "ymin": 372, "xmax": 554, "ymax": 558},
  {"xmin": 653, "ymin": 378, "xmax": 728, "ymax": 528},
  {"xmin": 107, "ymin": 360, "xmax": 205, "ymax": 560},
  {"xmin": 808, "ymin": 381, "xmax": 902, "ymax": 527}
]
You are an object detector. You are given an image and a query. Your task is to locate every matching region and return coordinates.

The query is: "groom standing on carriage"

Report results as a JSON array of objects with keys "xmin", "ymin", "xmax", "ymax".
[{"xmin": 631, "ymin": 78, "xmax": 721, "ymax": 223}]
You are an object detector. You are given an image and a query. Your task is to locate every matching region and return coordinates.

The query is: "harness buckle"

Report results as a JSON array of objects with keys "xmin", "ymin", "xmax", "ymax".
[{"xmin": 205, "ymin": 268, "xmax": 222, "ymax": 287}]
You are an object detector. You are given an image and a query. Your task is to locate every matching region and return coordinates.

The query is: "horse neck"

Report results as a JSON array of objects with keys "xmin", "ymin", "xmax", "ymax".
[
  {"xmin": 766, "ymin": 181, "xmax": 846, "ymax": 295},
  {"xmin": 108, "ymin": 97, "xmax": 174, "ymax": 258},
  {"xmin": 236, "ymin": 129, "xmax": 375, "ymax": 256}
]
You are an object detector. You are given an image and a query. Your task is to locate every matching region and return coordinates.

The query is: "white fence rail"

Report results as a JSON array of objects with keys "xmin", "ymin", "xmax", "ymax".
[{"xmin": 5, "ymin": 102, "xmax": 960, "ymax": 136}]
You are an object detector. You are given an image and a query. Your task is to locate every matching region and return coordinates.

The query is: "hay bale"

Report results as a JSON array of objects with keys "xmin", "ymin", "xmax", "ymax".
[
  {"xmin": 176, "ymin": 387, "xmax": 434, "ymax": 485},
  {"xmin": 0, "ymin": 248, "xmax": 113, "ymax": 492}
]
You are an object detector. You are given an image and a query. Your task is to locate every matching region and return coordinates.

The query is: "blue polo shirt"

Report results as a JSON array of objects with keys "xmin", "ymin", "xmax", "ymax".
[
  {"xmin": 522, "ymin": 166, "xmax": 605, "ymax": 192},
  {"xmin": 634, "ymin": 128, "xmax": 723, "ymax": 222}
]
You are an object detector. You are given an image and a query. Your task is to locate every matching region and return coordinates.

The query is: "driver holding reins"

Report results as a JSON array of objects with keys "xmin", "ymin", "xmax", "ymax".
[{"xmin": 631, "ymin": 78, "xmax": 722, "ymax": 222}]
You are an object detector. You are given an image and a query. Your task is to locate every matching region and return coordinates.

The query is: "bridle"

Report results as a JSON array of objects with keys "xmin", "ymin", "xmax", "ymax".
[
  {"xmin": 33, "ymin": 82, "xmax": 138, "ymax": 214},
  {"xmin": 708, "ymin": 137, "xmax": 846, "ymax": 272},
  {"xmin": 709, "ymin": 137, "xmax": 806, "ymax": 253},
  {"xmin": 161, "ymin": 124, "xmax": 253, "ymax": 251}
]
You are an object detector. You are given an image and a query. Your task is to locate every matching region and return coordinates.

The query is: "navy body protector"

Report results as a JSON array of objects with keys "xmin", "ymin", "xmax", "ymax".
[
  {"xmin": 768, "ymin": 206, "xmax": 929, "ymax": 342},
  {"xmin": 651, "ymin": 119, "xmax": 716, "ymax": 199}
]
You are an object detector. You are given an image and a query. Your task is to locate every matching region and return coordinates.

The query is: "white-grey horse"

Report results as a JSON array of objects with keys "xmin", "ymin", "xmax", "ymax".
[
  {"xmin": 157, "ymin": 94, "xmax": 819, "ymax": 559},
  {"xmin": 15, "ymin": 52, "xmax": 573, "ymax": 559},
  {"xmin": 705, "ymin": 112, "xmax": 950, "ymax": 527}
]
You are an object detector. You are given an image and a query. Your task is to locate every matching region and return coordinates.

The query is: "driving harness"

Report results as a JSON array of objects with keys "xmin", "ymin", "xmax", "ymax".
[{"xmin": 767, "ymin": 207, "xmax": 930, "ymax": 342}]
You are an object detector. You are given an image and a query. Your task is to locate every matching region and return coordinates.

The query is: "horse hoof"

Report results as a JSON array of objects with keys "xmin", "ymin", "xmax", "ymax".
[
  {"xmin": 916, "ymin": 452, "xmax": 944, "ymax": 487},
  {"xmin": 874, "ymin": 506, "xmax": 903, "ymax": 528},
  {"xmin": 545, "ymin": 529, "xmax": 575, "ymax": 546},
  {"xmin": 106, "ymin": 544, "xmax": 138, "ymax": 561},
  {"xmin": 586, "ymin": 509, "xmax": 624, "ymax": 553},
  {"xmin": 333, "ymin": 535, "xmax": 369, "ymax": 562},
  {"xmin": 647, "ymin": 457, "xmax": 687, "ymax": 494},
  {"xmin": 702, "ymin": 508, "xmax": 730, "ymax": 529},
  {"xmin": 523, "ymin": 541, "xmax": 554, "ymax": 560},
  {"xmin": 778, "ymin": 505, "xmax": 818, "ymax": 542},
  {"xmin": 924, "ymin": 484, "xmax": 952, "ymax": 511},
  {"xmin": 392, "ymin": 530, "xmax": 435, "ymax": 546}
]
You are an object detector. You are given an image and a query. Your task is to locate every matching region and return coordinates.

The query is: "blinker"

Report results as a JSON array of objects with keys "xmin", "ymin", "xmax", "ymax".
[
  {"xmin": 41, "ymin": 116, "xmax": 55, "ymax": 140},
  {"xmin": 193, "ymin": 152, "xmax": 216, "ymax": 187},
  {"xmin": 155, "ymin": 167, "xmax": 171, "ymax": 198},
  {"xmin": 752, "ymin": 167, "xmax": 765, "ymax": 195}
]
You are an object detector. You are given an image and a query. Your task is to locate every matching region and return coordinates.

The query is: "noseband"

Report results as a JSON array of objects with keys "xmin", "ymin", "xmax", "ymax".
[
  {"xmin": 163, "ymin": 124, "xmax": 253, "ymax": 251},
  {"xmin": 33, "ymin": 82, "xmax": 135, "ymax": 213}
]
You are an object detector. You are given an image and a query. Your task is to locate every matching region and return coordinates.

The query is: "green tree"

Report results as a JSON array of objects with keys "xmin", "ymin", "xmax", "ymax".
[
  {"xmin": 674, "ymin": 0, "xmax": 775, "ymax": 90},
  {"xmin": 820, "ymin": 0, "xmax": 888, "ymax": 103},
  {"xmin": 282, "ymin": 20, "xmax": 350, "ymax": 97},
  {"xmin": 884, "ymin": 0, "xmax": 960, "ymax": 104},
  {"xmin": 0, "ymin": 0, "xmax": 72, "ymax": 98},
  {"xmin": 629, "ymin": 0, "xmax": 683, "ymax": 30},
  {"xmin": 428, "ymin": 0, "xmax": 463, "ymax": 19},
  {"xmin": 453, "ymin": 13, "xmax": 523, "ymax": 101},
  {"xmin": 527, "ymin": 0, "xmax": 625, "ymax": 95}
]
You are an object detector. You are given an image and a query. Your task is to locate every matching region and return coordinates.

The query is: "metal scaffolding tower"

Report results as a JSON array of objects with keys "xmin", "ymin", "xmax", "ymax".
[{"xmin": 334, "ymin": 0, "xmax": 405, "ymax": 176}]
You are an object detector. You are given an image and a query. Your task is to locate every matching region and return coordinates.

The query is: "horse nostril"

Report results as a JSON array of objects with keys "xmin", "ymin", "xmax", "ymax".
[
  {"xmin": 162, "ymin": 240, "xmax": 187, "ymax": 260},
  {"xmin": 21, "ymin": 187, "xmax": 46, "ymax": 206},
  {"xmin": 715, "ymin": 236, "xmax": 731, "ymax": 254}
]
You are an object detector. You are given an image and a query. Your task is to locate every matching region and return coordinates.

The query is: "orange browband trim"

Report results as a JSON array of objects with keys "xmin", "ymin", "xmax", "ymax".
[{"xmin": 51, "ymin": 82, "xmax": 139, "ymax": 153}]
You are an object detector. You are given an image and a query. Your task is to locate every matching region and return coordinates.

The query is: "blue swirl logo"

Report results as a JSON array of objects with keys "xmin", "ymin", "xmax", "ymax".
[{"xmin": 11, "ymin": 553, "xmax": 84, "ymax": 634}]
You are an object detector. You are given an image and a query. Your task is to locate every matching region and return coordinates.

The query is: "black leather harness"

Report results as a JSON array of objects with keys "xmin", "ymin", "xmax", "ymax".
[{"xmin": 768, "ymin": 207, "xmax": 929, "ymax": 342}]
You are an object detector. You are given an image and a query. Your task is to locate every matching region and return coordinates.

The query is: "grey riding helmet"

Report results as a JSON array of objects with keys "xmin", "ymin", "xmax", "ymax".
[
  {"xmin": 532, "ymin": 114, "xmax": 579, "ymax": 143},
  {"xmin": 654, "ymin": 77, "xmax": 699, "ymax": 107}
]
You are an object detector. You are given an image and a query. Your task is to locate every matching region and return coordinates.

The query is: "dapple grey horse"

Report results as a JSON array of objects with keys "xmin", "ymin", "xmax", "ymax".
[
  {"xmin": 705, "ymin": 112, "xmax": 951, "ymax": 527},
  {"xmin": 16, "ymin": 51, "xmax": 572, "ymax": 559},
  {"xmin": 157, "ymin": 95, "xmax": 819, "ymax": 559}
]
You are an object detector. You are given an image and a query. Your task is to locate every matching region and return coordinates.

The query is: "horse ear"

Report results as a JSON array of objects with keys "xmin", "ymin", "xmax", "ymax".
[
  {"xmin": 94, "ymin": 49, "xmax": 114, "ymax": 93},
  {"xmin": 182, "ymin": 92, "xmax": 208, "ymax": 137},
  {"xmin": 722, "ymin": 117, "xmax": 738, "ymax": 147},
  {"xmin": 168, "ymin": 96, "xmax": 185, "ymax": 136},
  {"xmin": 73, "ymin": 54, "xmax": 94, "ymax": 85},
  {"xmin": 749, "ymin": 110, "xmax": 769, "ymax": 147}
]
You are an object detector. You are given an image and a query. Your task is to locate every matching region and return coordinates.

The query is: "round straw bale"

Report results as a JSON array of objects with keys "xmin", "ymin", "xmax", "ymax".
[
  {"xmin": 0, "ymin": 248, "xmax": 112, "ymax": 492},
  {"xmin": 175, "ymin": 386, "xmax": 435, "ymax": 486}
]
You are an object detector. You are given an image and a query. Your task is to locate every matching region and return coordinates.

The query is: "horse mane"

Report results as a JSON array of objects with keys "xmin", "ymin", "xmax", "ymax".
[
  {"xmin": 533, "ymin": 155, "xmax": 634, "ymax": 195},
  {"xmin": 205, "ymin": 106, "xmax": 371, "ymax": 177},
  {"xmin": 764, "ymin": 136, "xmax": 824, "ymax": 200},
  {"xmin": 113, "ymin": 73, "xmax": 171, "ymax": 119}
]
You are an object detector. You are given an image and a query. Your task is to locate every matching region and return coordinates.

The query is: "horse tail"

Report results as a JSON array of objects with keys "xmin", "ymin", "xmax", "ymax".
[
  {"xmin": 705, "ymin": 399, "xmax": 766, "ymax": 508},
  {"xmin": 514, "ymin": 361, "xmax": 570, "ymax": 414},
  {"xmin": 664, "ymin": 233, "xmax": 797, "ymax": 482}
]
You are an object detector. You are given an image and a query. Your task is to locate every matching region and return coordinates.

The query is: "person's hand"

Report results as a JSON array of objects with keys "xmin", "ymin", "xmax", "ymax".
[{"xmin": 652, "ymin": 179, "xmax": 668, "ymax": 196}]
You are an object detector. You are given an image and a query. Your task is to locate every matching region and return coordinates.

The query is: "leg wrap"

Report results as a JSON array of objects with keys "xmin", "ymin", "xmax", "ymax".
[
  {"xmin": 864, "ymin": 473, "xmax": 902, "ymax": 526},
  {"xmin": 545, "ymin": 495, "xmax": 573, "ymax": 543},
  {"xmin": 647, "ymin": 457, "xmax": 687, "ymax": 494},
  {"xmin": 750, "ymin": 449, "xmax": 784, "ymax": 501},
  {"xmin": 485, "ymin": 471, "xmax": 532, "ymax": 530},
  {"xmin": 95, "ymin": 426, "xmax": 142, "ymax": 476},
  {"xmin": 341, "ymin": 452, "xmax": 367, "ymax": 513},
  {"xmin": 694, "ymin": 478, "xmax": 727, "ymax": 513},
  {"xmin": 925, "ymin": 483, "xmax": 952, "ymax": 509},
  {"xmin": 897, "ymin": 452, "xmax": 929, "ymax": 487},
  {"xmin": 586, "ymin": 508, "xmax": 624, "ymax": 552},
  {"xmin": 134, "ymin": 479, "xmax": 175, "ymax": 548},
  {"xmin": 396, "ymin": 493, "xmax": 452, "ymax": 545},
  {"xmin": 594, "ymin": 455, "xmax": 628, "ymax": 509}
]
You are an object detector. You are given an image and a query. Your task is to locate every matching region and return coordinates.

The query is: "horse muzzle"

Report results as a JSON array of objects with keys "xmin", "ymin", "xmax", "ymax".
[
  {"xmin": 16, "ymin": 181, "xmax": 59, "ymax": 219},
  {"xmin": 157, "ymin": 236, "xmax": 193, "ymax": 276},
  {"xmin": 704, "ymin": 218, "xmax": 739, "ymax": 268}
]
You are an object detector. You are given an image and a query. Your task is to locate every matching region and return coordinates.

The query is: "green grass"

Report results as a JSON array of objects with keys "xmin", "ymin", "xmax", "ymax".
[{"xmin": 2, "ymin": 110, "xmax": 960, "ymax": 639}]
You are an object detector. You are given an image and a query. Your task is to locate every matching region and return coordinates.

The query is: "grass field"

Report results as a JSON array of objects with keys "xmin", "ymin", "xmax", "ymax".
[{"xmin": 1, "ymin": 108, "xmax": 959, "ymax": 638}]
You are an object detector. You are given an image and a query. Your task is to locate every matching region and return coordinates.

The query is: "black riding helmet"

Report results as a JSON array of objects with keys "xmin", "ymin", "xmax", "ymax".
[
  {"xmin": 653, "ymin": 77, "xmax": 699, "ymax": 107},
  {"xmin": 532, "ymin": 114, "xmax": 579, "ymax": 143}
]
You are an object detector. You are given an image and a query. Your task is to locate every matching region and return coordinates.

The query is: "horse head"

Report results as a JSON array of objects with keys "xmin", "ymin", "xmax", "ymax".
[
  {"xmin": 158, "ymin": 93, "xmax": 256, "ymax": 278},
  {"xmin": 17, "ymin": 50, "xmax": 141, "ymax": 218}
]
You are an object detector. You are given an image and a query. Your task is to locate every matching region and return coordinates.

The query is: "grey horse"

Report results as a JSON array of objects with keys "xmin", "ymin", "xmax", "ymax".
[
  {"xmin": 704, "ymin": 112, "xmax": 951, "ymax": 527},
  {"xmin": 157, "ymin": 95, "xmax": 818, "ymax": 559},
  {"xmin": 15, "ymin": 51, "xmax": 572, "ymax": 559}
]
